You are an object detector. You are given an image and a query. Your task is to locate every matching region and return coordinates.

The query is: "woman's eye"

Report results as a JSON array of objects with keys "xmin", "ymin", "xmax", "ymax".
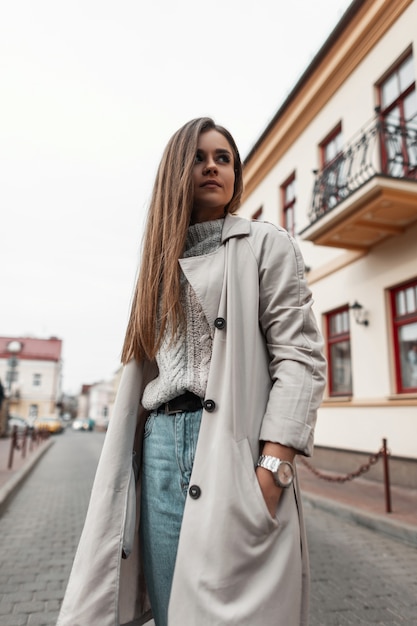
[{"xmin": 194, "ymin": 152, "xmax": 231, "ymax": 164}]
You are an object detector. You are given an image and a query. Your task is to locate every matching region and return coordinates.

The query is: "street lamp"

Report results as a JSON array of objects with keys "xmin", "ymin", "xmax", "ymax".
[
  {"xmin": 350, "ymin": 301, "xmax": 369, "ymax": 326},
  {"xmin": 6, "ymin": 340, "xmax": 23, "ymax": 397}
]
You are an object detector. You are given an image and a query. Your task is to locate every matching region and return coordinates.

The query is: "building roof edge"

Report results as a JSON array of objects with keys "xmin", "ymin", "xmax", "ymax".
[{"xmin": 243, "ymin": 0, "xmax": 365, "ymax": 165}]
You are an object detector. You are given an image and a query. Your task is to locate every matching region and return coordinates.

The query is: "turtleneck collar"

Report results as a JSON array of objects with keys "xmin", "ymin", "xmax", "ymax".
[{"xmin": 183, "ymin": 218, "xmax": 224, "ymax": 258}]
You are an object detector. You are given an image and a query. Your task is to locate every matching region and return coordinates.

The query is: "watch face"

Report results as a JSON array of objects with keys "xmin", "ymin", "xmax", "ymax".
[{"xmin": 276, "ymin": 461, "xmax": 294, "ymax": 487}]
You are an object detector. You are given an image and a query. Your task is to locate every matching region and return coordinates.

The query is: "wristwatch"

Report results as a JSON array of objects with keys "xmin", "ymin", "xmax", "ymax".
[{"xmin": 256, "ymin": 455, "xmax": 295, "ymax": 488}]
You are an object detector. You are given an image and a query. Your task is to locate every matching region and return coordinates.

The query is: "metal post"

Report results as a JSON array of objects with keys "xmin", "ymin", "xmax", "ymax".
[
  {"xmin": 382, "ymin": 438, "xmax": 392, "ymax": 513},
  {"xmin": 29, "ymin": 428, "xmax": 35, "ymax": 452},
  {"xmin": 8, "ymin": 426, "xmax": 17, "ymax": 469},
  {"xmin": 22, "ymin": 427, "xmax": 28, "ymax": 458}
]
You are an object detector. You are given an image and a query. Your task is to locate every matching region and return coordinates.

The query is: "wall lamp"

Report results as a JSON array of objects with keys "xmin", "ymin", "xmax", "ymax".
[{"xmin": 350, "ymin": 301, "xmax": 369, "ymax": 326}]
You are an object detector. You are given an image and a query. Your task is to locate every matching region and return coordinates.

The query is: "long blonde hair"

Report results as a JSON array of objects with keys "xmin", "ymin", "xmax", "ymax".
[{"xmin": 121, "ymin": 117, "xmax": 243, "ymax": 363}]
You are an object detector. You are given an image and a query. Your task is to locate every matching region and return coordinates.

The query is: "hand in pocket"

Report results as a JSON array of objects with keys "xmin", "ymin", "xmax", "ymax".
[{"xmin": 255, "ymin": 466, "xmax": 283, "ymax": 518}]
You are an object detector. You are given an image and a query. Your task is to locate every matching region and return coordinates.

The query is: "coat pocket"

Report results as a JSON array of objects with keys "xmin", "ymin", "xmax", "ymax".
[
  {"xmin": 236, "ymin": 437, "xmax": 280, "ymax": 533},
  {"xmin": 198, "ymin": 437, "xmax": 280, "ymax": 596}
]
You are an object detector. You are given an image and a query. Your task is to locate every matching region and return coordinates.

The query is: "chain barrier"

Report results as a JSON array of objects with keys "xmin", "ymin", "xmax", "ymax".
[
  {"xmin": 299, "ymin": 447, "xmax": 385, "ymax": 483},
  {"xmin": 299, "ymin": 438, "xmax": 392, "ymax": 513}
]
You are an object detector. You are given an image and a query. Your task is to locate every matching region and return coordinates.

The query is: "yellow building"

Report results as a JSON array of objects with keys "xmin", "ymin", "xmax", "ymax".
[
  {"xmin": 239, "ymin": 0, "xmax": 417, "ymax": 486},
  {"xmin": 0, "ymin": 336, "xmax": 62, "ymax": 431}
]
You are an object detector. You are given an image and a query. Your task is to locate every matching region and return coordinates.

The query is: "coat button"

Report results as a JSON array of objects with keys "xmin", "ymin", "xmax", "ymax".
[
  {"xmin": 214, "ymin": 317, "xmax": 226, "ymax": 330},
  {"xmin": 189, "ymin": 485, "xmax": 201, "ymax": 499},
  {"xmin": 203, "ymin": 399, "xmax": 216, "ymax": 412}
]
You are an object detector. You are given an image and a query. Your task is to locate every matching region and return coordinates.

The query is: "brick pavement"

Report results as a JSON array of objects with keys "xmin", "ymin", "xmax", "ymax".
[
  {"xmin": 0, "ymin": 430, "xmax": 104, "ymax": 626},
  {"xmin": 0, "ymin": 436, "xmax": 53, "ymax": 516},
  {"xmin": 306, "ymin": 502, "xmax": 417, "ymax": 625}
]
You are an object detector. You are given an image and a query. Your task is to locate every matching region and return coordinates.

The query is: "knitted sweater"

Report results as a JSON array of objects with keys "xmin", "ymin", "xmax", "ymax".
[{"xmin": 141, "ymin": 219, "xmax": 224, "ymax": 410}]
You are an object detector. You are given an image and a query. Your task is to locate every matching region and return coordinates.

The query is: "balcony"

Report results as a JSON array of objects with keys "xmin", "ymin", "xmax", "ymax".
[{"xmin": 300, "ymin": 115, "xmax": 417, "ymax": 249}]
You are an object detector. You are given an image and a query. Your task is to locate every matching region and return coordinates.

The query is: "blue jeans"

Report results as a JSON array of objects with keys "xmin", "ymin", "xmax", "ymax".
[{"xmin": 140, "ymin": 408, "xmax": 203, "ymax": 626}]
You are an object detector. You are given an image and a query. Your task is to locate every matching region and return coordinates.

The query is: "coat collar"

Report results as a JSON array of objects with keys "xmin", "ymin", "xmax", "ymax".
[{"xmin": 221, "ymin": 213, "xmax": 251, "ymax": 243}]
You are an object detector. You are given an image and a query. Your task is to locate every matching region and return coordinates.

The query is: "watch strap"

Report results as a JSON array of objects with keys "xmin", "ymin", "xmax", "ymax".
[{"xmin": 257, "ymin": 454, "xmax": 280, "ymax": 472}]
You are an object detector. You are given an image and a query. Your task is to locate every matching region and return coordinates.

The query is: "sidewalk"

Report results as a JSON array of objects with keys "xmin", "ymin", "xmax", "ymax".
[
  {"xmin": 0, "ymin": 434, "xmax": 54, "ymax": 515},
  {"xmin": 1, "ymin": 434, "xmax": 416, "ymax": 546},
  {"xmin": 297, "ymin": 460, "xmax": 417, "ymax": 546}
]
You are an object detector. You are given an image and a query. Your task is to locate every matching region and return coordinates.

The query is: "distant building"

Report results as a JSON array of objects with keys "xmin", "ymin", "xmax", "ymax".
[
  {"xmin": 77, "ymin": 384, "xmax": 92, "ymax": 420},
  {"xmin": 76, "ymin": 368, "xmax": 121, "ymax": 430},
  {"xmin": 239, "ymin": 0, "xmax": 417, "ymax": 486},
  {"xmin": 88, "ymin": 379, "xmax": 113, "ymax": 430},
  {"xmin": 0, "ymin": 336, "xmax": 62, "ymax": 425}
]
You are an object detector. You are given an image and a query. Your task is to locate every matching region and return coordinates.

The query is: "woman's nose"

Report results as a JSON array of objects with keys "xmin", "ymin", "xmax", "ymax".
[{"xmin": 203, "ymin": 157, "xmax": 217, "ymax": 173}]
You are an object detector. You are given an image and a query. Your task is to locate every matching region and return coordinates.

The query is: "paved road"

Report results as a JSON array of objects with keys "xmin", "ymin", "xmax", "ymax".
[
  {"xmin": 0, "ymin": 430, "xmax": 416, "ymax": 625},
  {"xmin": 305, "ymin": 500, "xmax": 417, "ymax": 625},
  {"xmin": 0, "ymin": 429, "xmax": 104, "ymax": 626}
]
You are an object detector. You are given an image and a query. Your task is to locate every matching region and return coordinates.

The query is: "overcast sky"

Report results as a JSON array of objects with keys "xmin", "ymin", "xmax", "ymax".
[{"xmin": 0, "ymin": 0, "xmax": 352, "ymax": 395}]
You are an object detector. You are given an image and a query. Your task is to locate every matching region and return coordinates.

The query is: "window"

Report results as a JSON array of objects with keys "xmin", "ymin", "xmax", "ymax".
[
  {"xmin": 321, "ymin": 125, "xmax": 343, "ymax": 165},
  {"xmin": 252, "ymin": 206, "xmax": 263, "ymax": 220},
  {"xmin": 319, "ymin": 124, "xmax": 346, "ymax": 210},
  {"xmin": 326, "ymin": 306, "xmax": 352, "ymax": 396},
  {"xmin": 390, "ymin": 278, "xmax": 417, "ymax": 393},
  {"xmin": 281, "ymin": 174, "xmax": 296, "ymax": 236},
  {"xmin": 33, "ymin": 373, "xmax": 42, "ymax": 386},
  {"xmin": 378, "ymin": 53, "xmax": 417, "ymax": 177},
  {"xmin": 6, "ymin": 369, "xmax": 18, "ymax": 386},
  {"xmin": 29, "ymin": 404, "xmax": 38, "ymax": 418}
]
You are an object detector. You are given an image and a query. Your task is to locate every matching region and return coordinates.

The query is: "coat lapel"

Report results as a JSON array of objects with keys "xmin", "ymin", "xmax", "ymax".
[
  {"xmin": 179, "ymin": 247, "xmax": 225, "ymax": 328},
  {"xmin": 179, "ymin": 215, "xmax": 250, "ymax": 327}
]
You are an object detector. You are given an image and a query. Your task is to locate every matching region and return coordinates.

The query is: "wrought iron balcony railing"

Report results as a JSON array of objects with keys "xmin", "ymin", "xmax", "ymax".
[{"xmin": 309, "ymin": 114, "xmax": 417, "ymax": 224}]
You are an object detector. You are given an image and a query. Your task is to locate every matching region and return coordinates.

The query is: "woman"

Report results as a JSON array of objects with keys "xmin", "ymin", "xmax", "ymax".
[{"xmin": 57, "ymin": 118, "xmax": 326, "ymax": 626}]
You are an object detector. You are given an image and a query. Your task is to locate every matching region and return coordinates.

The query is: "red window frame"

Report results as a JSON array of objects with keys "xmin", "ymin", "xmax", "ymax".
[
  {"xmin": 326, "ymin": 305, "xmax": 352, "ymax": 397},
  {"xmin": 252, "ymin": 206, "xmax": 263, "ymax": 220},
  {"xmin": 390, "ymin": 278, "xmax": 417, "ymax": 393},
  {"xmin": 318, "ymin": 123, "xmax": 345, "ymax": 211},
  {"xmin": 377, "ymin": 53, "xmax": 416, "ymax": 177},
  {"xmin": 320, "ymin": 123, "xmax": 343, "ymax": 168},
  {"xmin": 280, "ymin": 173, "xmax": 296, "ymax": 236}
]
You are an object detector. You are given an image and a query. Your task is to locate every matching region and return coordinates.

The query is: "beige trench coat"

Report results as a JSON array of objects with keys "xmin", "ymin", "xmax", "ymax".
[{"xmin": 57, "ymin": 215, "xmax": 326, "ymax": 626}]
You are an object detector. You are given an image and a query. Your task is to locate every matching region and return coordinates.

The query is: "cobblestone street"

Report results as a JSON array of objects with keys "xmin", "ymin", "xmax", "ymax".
[
  {"xmin": 306, "ymin": 500, "xmax": 417, "ymax": 625},
  {"xmin": 0, "ymin": 430, "xmax": 416, "ymax": 625},
  {"xmin": 0, "ymin": 430, "xmax": 103, "ymax": 626}
]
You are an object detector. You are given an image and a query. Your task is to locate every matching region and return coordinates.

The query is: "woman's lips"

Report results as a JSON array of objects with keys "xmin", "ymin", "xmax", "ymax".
[{"xmin": 201, "ymin": 180, "xmax": 221, "ymax": 188}]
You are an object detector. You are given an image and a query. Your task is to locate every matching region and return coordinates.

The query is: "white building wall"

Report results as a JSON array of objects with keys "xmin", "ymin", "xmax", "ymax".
[
  {"xmin": 311, "ymin": 223, "xmax": 417, "ymax": 458},
  {"xmin": 239, "ymin": 1, "xmax": 417, "ymax": 462},
  {"xmin": 18, "ymin": 360, "xmax": 60, "ymax": 400},
  {"xmin": 315, "ymin": 405, "xmax": 416, "ymax": 458},
  {"xmin": 313, "ymin": 223, "xmax": 417, "ymax": 398}
]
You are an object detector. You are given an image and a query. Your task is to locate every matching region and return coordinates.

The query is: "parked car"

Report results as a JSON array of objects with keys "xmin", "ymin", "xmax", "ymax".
[
  {"xmin": 72, "ymin": 418, "xmax": 95, "ymax": 432},
  {"xmin": 34, "ymin": 416, "xmax": 64, "ymax": 434},
  {"xmin": 7, "ymin": 415, "xmax": 31, "ymax": 434}
]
